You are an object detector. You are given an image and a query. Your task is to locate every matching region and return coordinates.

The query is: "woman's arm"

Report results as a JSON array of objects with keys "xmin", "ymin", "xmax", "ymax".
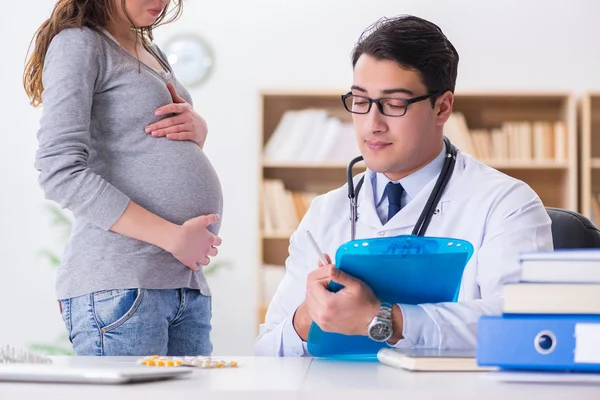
[{"xmin": 35, "ymin": 28, "xmax": 219, "ymax": 269}]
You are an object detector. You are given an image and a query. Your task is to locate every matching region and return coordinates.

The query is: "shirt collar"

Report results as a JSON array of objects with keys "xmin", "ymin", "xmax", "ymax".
[{"xmin": 371, "ymin": 142, "xmax": 447, "ymax": 207}]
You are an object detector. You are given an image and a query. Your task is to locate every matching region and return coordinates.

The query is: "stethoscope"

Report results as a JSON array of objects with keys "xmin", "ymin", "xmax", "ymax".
[{"xmin": 347, "ymin": 136, "xmax": 457, "ymax": 241}]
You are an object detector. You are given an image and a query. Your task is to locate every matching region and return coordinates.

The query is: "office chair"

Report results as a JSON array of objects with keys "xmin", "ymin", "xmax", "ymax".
[{"xmin": 546, "ymin": 207, "xmax": 600, "ymax": 249}]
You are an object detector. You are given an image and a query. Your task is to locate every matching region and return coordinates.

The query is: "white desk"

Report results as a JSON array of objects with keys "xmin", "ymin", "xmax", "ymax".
[{"xmin": 0, "ymin": 357, "xmax": 599, "ymax": 400}]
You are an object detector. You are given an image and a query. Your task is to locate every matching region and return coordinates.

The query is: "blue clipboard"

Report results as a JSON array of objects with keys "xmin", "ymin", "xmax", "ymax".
[{"xmin": 307, "ymin": 235, "xmax": 473, "ymax": 359}]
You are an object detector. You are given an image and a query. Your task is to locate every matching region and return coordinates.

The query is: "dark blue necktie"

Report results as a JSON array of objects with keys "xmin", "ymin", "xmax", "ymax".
[{"xmin": 385, "ymin": 182, "xmax": 404, "ymax": 223}]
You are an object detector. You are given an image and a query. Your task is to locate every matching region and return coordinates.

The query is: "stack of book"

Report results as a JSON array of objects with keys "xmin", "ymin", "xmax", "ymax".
[
  {"xmin": 263, "ymin": 108, "xmax": 568, "ymax": 165},
  {"xmin": 263, "ymin": 109, "xmax": 359, "ymax": 164},
  {"xmin": 477, "ymin": 250, "xmax": 600, "ymax": 372},
  {"xmin": 443, "ymin": 113, "xmax": 568, "ymax": 163},
  {"xmin": 261, "ymin": 179, "xmax": 317, "ymax": 236}
]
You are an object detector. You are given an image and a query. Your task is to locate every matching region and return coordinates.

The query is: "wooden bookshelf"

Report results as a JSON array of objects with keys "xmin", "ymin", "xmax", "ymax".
[
  {"xmin": 451, "ymin": 92, "xmax": 577, "ymax": 211},
  {"xmin": 580, "ymin": 93, "xmax": 600, "ymax": 222},
  {"xmin": 258, "ymin": 92, "xmax": 354, "ymax": 325},
  {"xmin": 257, "ymin": 91, "xmax": 578, "ymax": 324}
]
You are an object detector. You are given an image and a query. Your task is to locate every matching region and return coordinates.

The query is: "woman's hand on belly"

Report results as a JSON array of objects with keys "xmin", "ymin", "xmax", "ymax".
[
  {"xmin": 165, "ymin": 213, "xmax": 222, "ymax": 271},
  {"xmin": 145, "ymin": 82, "xmax": 208, "ymax": 149}
]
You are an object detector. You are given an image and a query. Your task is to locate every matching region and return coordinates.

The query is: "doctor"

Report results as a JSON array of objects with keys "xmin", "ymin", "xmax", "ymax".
[{"xmin": 255, "ymin": 15, "xmax": 553, "ymax": 357}]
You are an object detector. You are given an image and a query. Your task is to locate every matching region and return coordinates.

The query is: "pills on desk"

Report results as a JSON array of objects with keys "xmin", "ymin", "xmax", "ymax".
[{"xmin": 137, "ymin": 355, "xmax": 238, "ymax": 369}]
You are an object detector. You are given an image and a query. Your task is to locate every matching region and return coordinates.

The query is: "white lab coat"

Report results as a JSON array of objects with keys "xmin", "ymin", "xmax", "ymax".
[{"xmin": 255, "ymin": 150, "xmax": 553, "ymax": 357}]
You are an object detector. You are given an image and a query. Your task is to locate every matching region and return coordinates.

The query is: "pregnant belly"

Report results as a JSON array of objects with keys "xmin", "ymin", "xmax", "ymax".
[{"xmin": 105, "ymin": 140, "xmax": 223, "ymax": 226}]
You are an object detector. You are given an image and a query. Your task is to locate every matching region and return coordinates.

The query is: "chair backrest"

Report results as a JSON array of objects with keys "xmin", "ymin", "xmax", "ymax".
[{"xmin": 546, "ymin": 207, "xmax": 600, "ymax": 249}]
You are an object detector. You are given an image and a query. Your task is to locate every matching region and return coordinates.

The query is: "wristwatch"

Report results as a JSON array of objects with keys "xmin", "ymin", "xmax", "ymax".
[{"xmin": 367, "ymin": 301, "xmax": 393, "ymax": 342}]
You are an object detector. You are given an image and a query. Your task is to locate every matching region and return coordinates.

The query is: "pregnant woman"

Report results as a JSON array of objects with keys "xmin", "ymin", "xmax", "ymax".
[{"xmin": 23, "ymin": 0, "xmax": 223, "ymax": 356}]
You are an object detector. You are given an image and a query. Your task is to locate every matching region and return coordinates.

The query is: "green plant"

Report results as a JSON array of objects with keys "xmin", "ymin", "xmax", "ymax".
[
  {"xmin": 38, "ymin": 204, "xmax": 73, "ymax": 269},
  {"xmin": 29, "ymin": 335, "xmax": 75, "ymax": 356}
]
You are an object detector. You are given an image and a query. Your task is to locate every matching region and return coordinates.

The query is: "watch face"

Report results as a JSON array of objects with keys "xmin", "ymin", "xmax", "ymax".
[{"xmin": 369, "ymin": 322, "xmax": 392, "ymax": 342}]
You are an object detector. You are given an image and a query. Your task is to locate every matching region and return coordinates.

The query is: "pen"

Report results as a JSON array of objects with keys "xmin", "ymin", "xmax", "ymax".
[{"xmin": 305, "ymin": 230, "xmax": 328, "ymax": 265}]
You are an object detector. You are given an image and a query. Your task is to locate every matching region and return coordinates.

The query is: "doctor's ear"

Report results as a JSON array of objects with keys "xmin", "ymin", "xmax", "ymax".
[{"xmin": 434, "ymin": 91, "xmax": 454, "ymax": 126}]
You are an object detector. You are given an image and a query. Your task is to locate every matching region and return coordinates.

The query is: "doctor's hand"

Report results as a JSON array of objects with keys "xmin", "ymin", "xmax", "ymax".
[
  {"xmin": 305, "ymin": 261, "xmax": 380, "ymax": 337},
  {"xmin": 146, "ymin": 82, "xmax": 208, "ymax": 149},
  {"xmin": 166, "ymin": 214, "xmax": 222, "ymax": 271}
]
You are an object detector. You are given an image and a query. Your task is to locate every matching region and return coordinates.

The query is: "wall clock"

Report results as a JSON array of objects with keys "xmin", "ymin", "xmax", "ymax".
[{"xmin": 164, "ymin": 34, "xmax": 214, "ymax": 87}]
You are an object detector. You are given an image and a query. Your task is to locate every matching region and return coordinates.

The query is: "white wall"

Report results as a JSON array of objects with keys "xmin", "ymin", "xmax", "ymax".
[{"xmin": 1, "ymin": 0, "xmax": 599, "ymax": 356}]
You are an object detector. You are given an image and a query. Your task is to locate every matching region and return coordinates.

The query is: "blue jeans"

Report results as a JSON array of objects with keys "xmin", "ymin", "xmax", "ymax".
[{"xmin": 59, "ymin": 288, "xmax": 212, "ymax": 356}]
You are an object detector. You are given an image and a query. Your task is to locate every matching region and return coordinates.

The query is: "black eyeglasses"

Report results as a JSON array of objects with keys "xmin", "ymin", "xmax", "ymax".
[{"xmin": 341, "ymin": 91, "xmax": 443, "ymax": 117}]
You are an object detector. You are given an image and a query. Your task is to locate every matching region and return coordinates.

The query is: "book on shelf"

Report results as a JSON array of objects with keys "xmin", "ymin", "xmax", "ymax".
[
  {"xmin": 264, "ymin": 109, "xmax": 568, "ymax": 165},
  {"xmin": 261, "ymin": 179, "xmax": 316, "ymax": 236},
  {"xmin": 263, "ymin": 109, "xmax": 358, "ymax": 164},
  {"xmin": 444, "ymin": 113, "xmax": 567, "ymax": 163},
  {"xmin": 590, "ymin": 193, "xmax": 600, "ymax": 225}
]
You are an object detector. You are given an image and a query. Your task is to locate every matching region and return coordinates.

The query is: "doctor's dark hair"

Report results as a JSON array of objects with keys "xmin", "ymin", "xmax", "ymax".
[{"xmin": 351, "ymin": 15, "xmax": 459, "ymax": 105}]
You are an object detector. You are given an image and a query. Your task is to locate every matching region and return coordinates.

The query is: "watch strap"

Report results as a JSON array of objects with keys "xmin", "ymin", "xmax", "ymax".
[{"xmin": 379, "ymin": 301, "xmax": 392, "ymax": 322}]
